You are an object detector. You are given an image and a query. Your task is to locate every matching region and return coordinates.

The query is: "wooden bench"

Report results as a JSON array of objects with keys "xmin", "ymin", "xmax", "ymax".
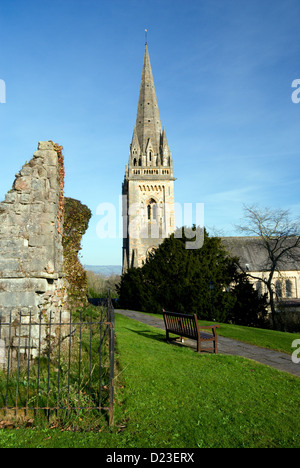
[{"xmin": 162, "ymin": 310, "xmax": 219, "ymax": 354}]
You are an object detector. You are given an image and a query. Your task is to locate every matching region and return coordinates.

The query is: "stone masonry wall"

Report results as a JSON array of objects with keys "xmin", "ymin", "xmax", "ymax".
[{"xmin": 0, "ymin": 141, "xmax": 70, "ymax": 362}]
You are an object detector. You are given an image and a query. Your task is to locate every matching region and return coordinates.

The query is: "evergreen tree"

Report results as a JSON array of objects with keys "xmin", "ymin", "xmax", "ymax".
[
  {"xmin": 229, "ymin": 273, "xmax": 269, "ymax": 327},
  {"xmin": 118, "ymin": 227, "xmax": 268, "ymax": 326}
]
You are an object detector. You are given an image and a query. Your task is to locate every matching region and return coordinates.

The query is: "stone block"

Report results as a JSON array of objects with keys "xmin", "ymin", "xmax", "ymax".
[
  {"xmin": 45, "ymin": 261, "xmax": 55, "ymax": 275},
  {"xmin": 30, "ymin": 203, "xmax": 45, "ymax": 214},
  {"xmin": 39, "ymin": 271, "xmax": 59, "ymax": 280},
  {"xmin": 19, "ymin": 193, "xmax": 32, "ymax": 204},
  {"xmin": 40, "ymin": 223, "xmax": 55, "ymax": 235},
  {"xmin": 47, "ymin": 189, "xmax": 59, "ymax": 202},
  {"xmin": 0, "ymin": 238, "xmax": 24, "ymax": 250},
  {"xmin": 14, "ymin": 176, "xmax": 31, "ymax": 192},
  {"xmin": 32, "ymin": 166, "xmax": 47, "ymax": 179},
  {"xmin": 5, "ymin": 192, "xmax": 17, "ymax": 204},
  {"xmin": 31, "ymin": 178, "xmax": 45, "ymax": 192},
  {"xmin": 0, "ymin": 291, "xmax": 39, "ymax": 308},
  {"xmin": 33, "ymin": 151, "xmax": 44, "ymax": 160},
  {"xmin": 0, "ymin": 203, "xmax": 9, "ymax": 214},
  {"xmin": 0, "ymin": 259, "xmax": 21, "ymax": 275},
  {"xmin": 49, "ymin": 176, "xmax": 58, "ymax": 189},
  {"xmin": 14, "ymin": 203, "xmax": 30, "ymax": 215},
  {"xmin": 12, "ymin": 336, "xmax": 36, "ymax": 349},
  {"xmin": 38, "ymin": 141, "xmax": 54, "ymax": 151},
  {"xmin": 43, "ymin": 151, "xmax": 58, "ymax": 167},
  {"xmin": 0, "ymin": 278, "xmax": 48, "ymax": 293},
  {"xmin": 15, "ymin": 324, "xmax": 31, "ymax": 337},
  {"xmin": 20, "ymin": 166, "xmax": 32, "ymax": 177},
  {"xmin": 28, "ymin": 235, "xmax": 46, "ymax": 247},
  {"xmin": 47, "ymin": 166, "xmax": 57, "ymax": 178}
]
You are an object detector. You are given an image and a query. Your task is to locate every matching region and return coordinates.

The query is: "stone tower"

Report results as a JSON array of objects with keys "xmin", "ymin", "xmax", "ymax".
[{"xmin": 122, "ymin": 44, "xmax": 175, "ymax": 272}]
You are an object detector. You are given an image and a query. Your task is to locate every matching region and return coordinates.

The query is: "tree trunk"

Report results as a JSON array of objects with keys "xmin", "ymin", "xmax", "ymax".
[
  {"xmin": 268, "ymin": 286, "xmax": 277, "ymax": 329},
  {"xmin": 266, "ymin": 270, "xmax": 276, "ymax": 329}
]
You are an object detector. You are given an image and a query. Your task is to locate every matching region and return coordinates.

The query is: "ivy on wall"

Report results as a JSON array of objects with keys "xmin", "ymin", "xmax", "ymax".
[{"xmin": 63, "ymin": 197, "xmax": 92, "ymax": 308}]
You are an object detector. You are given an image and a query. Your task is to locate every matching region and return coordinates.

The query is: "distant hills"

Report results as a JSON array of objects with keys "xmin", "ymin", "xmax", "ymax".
[{"xmin": 84, "ymin": 265, "xmax": 122, "ymax": 276}]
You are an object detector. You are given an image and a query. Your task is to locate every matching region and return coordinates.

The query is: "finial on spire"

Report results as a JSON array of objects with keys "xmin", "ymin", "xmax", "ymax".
[{"xmin": 145, "ymin": 28, "xmax": 148, "ymax": 45}]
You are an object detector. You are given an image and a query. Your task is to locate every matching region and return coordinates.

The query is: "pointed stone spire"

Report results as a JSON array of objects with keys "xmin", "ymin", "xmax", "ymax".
[
  {"xmin": 161, "ymin": 126, "xmax": 170, "ymax": 166},
  {"xmin": 135, "ymin": 44, "xmax": 162, "ymax": 158},
  {"xmin": 129, "ymin": 126, "xmax": 141, "ymax": 166}
]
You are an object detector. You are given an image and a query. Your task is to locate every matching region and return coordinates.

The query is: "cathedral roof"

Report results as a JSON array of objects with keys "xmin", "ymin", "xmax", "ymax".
[{"xmin": 222, "ymin": 236, "xmax": 300, "ymax": 272}]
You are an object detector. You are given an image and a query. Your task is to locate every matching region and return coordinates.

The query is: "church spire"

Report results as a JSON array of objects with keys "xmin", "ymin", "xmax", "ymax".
[
  {"xmin": 134, "ymin": 44, "xmax": 162, "ymax": 159},
  {"xmin": 122, "ymin": 42, "xmax": 176, "ymax": 273}
]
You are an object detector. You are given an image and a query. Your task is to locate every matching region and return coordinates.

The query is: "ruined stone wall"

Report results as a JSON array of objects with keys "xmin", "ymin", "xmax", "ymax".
[{"xmin": 0, "ymin": 141, "xmax": 70, "ymax": 361}]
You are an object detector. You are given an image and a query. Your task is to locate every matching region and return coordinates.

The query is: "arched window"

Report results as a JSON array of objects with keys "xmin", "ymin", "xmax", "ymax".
[
  {"xmin": 147, "ymin": 199, "xmax": 157, "ymax": 221},
  {"xmin": 286, "ymin": 280, "xmax": 293, "ymax": 298},
  {"xmin": 275, "ymin": 280, "xmax": 282, "ymax": 298}
]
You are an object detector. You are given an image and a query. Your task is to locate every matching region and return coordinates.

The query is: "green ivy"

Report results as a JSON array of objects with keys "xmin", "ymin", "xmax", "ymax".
[{"xmin": 63, "ymin": 197, "xmax": 92, "ymax": 308}]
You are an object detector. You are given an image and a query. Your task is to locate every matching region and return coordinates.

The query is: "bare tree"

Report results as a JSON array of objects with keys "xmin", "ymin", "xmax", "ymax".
[
  {"xmin": 236, "ymin": 205, "xmax": 300, "ymax": 327},
  {"xmin": 86, "ymin": 270, "xmax": 121, "ymax": 298}
]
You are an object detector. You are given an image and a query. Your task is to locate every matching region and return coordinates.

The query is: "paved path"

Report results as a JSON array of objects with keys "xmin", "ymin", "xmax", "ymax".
[{"xmin": 116, "ymin": 309, "xmax": 300, "ymax": 378}]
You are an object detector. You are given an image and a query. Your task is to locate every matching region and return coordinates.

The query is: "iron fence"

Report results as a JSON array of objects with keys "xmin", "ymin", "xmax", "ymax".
[{"xmin": 0, "ymin": 291, "xmax": 115, "ymax": 429}]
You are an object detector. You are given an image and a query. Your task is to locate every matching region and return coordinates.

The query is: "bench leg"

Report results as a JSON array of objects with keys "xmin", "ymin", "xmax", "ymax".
[
  {"xmin": 197, "ymin": 340, "xmax": 201, "ymax": 354},
  {"xmin": 214, "ymin": 339, "xmax": 218, "ymax": 354}
]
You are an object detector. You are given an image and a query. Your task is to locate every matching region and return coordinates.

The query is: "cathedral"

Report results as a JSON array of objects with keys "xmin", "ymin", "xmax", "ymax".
[
  {"xmin": 121, "ymin": 44, "xmax": 300, "ymax": 320},
  {"xmin": 122, "ymin": 44, "xmax": 175, "ymax": 272}
]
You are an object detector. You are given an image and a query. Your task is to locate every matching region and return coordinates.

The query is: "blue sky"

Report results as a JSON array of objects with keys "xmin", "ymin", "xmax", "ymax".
[{"xmin": 0, "ymin": 0, "xmax": 299, "ymax": 266}]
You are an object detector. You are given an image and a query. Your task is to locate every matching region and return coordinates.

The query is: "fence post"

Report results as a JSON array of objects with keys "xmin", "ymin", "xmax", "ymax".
[{"xmin": 108, "ymin": 290, "xmax": 115, "ymax": 426}]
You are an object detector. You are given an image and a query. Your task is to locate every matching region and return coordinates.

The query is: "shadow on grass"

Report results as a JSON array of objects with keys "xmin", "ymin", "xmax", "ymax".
[
  {"xmin": 124, "ymin": 327, "xmax": 166, "ymax": 344},
  {"xmin": 124, "ymin": 327, "xmax": 202, "ymax": 354}
]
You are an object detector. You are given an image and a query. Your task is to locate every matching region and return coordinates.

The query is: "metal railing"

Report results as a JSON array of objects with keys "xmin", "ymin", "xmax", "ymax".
[{"xmin": 0, "ymin": 291, "xmax": 115, "ymax": 429}]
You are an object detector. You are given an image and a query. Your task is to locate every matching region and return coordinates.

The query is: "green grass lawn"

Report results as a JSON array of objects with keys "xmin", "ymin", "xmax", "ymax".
[{"xmin": 0, "ymin": 313, "xmax": 299, "ymax": 448}]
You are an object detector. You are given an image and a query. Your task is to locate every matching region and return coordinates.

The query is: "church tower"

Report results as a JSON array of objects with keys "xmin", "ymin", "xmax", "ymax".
[{"xmin": 122, "ymin": 44, "xmax": 176, "ymax": 272}]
